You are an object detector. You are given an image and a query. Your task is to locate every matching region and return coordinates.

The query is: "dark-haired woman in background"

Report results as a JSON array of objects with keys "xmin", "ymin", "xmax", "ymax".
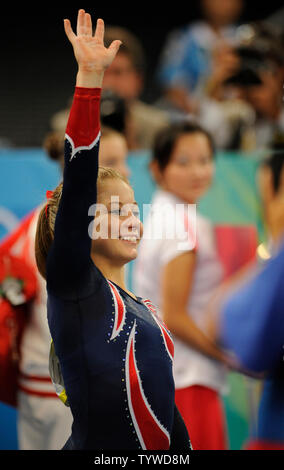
[{"xmin": 134, "ymin": 121, "xmax": 234, "ymax": 450}]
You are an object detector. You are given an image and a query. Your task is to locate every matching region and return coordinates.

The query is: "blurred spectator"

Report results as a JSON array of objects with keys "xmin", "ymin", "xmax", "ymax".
[
  {"xmin": 208, "ymin": 149, "xmax": 284, "ymax": 449},
  {"xmin": 95, "ymin": 126, "xmax": 130, "ymax": 179},
  {"xmin": 133, "ymin": 121, "xmax": 233, "ymax": 449},
  {"xmin": 156, "ymin": 0, "xmax": 244, "ymax": 113},
  {"xmin": 103, "ymin": 26, "xmax": 170, "ymax": 150},
  {"xmin": 4, "ymin": 135, "xmax": 73, "ymax": 449},
  {"xmin": 222, "ymin": 22, "xmax": 284, "ymax": 151},
  {"xmin": 153, "ymin": 0, "xmax": 249, "ymax": 150}
]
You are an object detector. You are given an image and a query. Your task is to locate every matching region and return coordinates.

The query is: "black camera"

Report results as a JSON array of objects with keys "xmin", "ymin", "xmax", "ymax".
[
  {"xmin": 225, "ymin": 46, "xmax": 264, "ymax": 86},
  {"xmin": 224, "ymin": 22, "xmax": 284, "ymax": 87},
  {"xmin": 100, "ymin": 89, "xmax": 128, "ymax": 134}
]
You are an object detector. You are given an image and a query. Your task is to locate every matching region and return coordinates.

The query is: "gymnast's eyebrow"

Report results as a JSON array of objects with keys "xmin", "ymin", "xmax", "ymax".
[{"xmin": 107, "ymin": 200, "xmax": 139, "ymax": 207}]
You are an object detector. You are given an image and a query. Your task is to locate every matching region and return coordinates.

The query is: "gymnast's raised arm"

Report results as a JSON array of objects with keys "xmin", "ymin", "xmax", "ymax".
[{"xmin": 40, "ymin": 10, "xmax": 121, "ymax": 298}]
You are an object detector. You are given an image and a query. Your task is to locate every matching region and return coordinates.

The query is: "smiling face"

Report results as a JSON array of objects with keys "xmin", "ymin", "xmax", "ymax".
[
  {"xmin": 91, "ymin": 178, "xmax": 143, "ymax": 266},
  {"xmin": 153, "ymin": 132, "xmax": 215, "ymax": 204}
]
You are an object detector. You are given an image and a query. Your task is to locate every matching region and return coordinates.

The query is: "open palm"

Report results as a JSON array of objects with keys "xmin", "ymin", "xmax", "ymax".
[{"xmin": 64, "ymin": 9, "xmax": 121, "ymax": 74}]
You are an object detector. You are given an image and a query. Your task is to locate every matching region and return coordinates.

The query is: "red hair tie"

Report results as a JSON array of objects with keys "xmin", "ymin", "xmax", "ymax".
[{"xmin": 45, "ymin": 190, "xmax": 54, "ymax": 219}]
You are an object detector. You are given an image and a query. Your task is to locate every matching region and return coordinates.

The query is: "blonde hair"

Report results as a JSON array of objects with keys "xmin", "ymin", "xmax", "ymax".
[{"xmin": 35, "ymin": 167, "xmax": 131, "ymax": 280}]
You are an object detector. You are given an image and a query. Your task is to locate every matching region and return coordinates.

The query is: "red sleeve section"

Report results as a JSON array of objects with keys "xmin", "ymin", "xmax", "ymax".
[{"xmin": 65, "ymin": 87, "xmax": 101, "ymax": 159}]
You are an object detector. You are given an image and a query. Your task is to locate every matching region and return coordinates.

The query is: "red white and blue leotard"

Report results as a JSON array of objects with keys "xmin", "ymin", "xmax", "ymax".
[{"xmin": 46, "ymin": 87, "xmax": 190, "ymax": 450}]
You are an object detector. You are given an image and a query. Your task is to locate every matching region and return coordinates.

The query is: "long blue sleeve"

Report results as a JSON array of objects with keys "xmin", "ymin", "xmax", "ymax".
[{"xmin": 46, "ymin": 87, "xmax": 102, "ymax": 300}]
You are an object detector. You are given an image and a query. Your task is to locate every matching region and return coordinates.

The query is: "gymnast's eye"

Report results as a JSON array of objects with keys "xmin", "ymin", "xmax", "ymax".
[
  {"xmin": 109, "ymin": 205, "xmax": 140, "ymax": 218},
  {"xmin": 109, "ymin": 208, "xmax": 121, "ymax": 216}
]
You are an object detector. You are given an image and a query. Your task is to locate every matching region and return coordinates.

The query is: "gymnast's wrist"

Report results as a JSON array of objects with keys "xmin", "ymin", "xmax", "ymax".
[{"xmin": 76, "ymin": 68, "xmax": 104, "ymax": 88}]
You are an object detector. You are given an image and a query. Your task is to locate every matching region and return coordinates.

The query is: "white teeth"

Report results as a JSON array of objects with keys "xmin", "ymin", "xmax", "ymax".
[{"xmin": 120, "ymin": 236, "xmax": 137, "ymax": 242}]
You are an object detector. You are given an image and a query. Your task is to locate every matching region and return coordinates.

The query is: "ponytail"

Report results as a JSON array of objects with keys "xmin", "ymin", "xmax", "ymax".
[
  {"xmin": 35, "ymin": 182, "xmax": 63, "ymax": 280},
  {"xmin": 35, "ymin": 205, "xmax": 53, "ymax": 280}
]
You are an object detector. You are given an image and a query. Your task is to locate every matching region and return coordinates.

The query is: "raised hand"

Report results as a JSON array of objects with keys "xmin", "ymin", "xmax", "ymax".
[{"xmin": 64, "ymin": 9, "xmax": 121, "ymax": 87}]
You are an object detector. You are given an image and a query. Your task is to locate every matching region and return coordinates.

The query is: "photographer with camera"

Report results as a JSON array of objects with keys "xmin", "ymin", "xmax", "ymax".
[{"xmin": 219, "ymin": 22, "xmax": 284, "ymax": 151}]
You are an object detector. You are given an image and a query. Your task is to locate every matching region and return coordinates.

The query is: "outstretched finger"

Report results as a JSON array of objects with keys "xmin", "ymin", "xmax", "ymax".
[
  {"xmin": 108, "ymin": 40, "xmax": 122, "ymax": 60},
  {"xmin": 94, "ymin": 18, "xmax": 105, "ymax": 44},
  {"xmin": 85, "ymin": 12, "xmax": 93, "ymax": 36},
  {"xmin": 76, "ymin": 8, "xmax": 86, "ymax": 36},
  {"xmin": 64, "ymin": 19, "xmax": 76, "ymax": 44}
]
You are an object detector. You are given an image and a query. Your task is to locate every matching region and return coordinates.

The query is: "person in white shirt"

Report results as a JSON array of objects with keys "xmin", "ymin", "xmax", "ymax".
[{"xmin": 133, "ymin": 121, "xmax": 233, "ymax": 450}]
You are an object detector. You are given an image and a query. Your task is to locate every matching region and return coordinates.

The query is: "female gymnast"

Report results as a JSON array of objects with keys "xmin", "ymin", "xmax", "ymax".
[{"xmin": 35, "ymin": 9, "xmax": 191, "ymax": 451}]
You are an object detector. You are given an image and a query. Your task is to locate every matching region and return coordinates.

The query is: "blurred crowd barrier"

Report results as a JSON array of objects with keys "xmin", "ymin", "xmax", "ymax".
[{"xmin": 0, "ymin": 148, "xmax": 265, "ymax": 449}]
